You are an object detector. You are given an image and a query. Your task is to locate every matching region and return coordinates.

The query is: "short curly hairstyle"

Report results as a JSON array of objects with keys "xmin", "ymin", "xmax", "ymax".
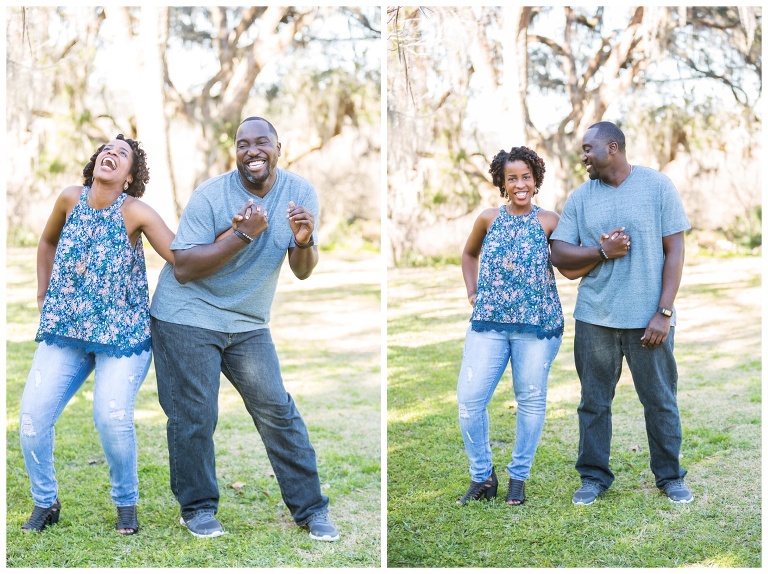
[
  {"xmin": 82, "ymin": 134, "xmax": 150, "ymax": 198},
  {"xmin": 488, "ymin": 146, "xmax": 546, "ymax": 198}
]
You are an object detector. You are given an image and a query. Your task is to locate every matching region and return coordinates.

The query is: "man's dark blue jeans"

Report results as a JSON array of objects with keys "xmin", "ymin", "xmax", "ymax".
[
  {"xmin": 574, "ymin": 320, "xmax": 686, "ymax": 491},
  {"xmin": 151, "ymin": 317, "xmax": 329, "ymax": 525}
]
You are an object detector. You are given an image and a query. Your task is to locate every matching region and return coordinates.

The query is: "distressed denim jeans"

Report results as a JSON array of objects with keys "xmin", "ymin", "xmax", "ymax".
[
  {"xmin": 457, "ymin": 327, "xmax": 562, "ymax": 482},
  {"xmin": 19, "ymin": 341, "xmax": 150, "ymax": 507},
  {"xmin": 574, "ymin": 320, "xmax": 686, "ymax": 490},
  {"xmin": 151, "ymin": 318, "xmax": 329, "ymax": 525}
]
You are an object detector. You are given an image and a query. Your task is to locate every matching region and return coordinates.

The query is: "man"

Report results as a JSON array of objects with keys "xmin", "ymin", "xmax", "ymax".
[
  {"xmin": 549, "ymin": 121, "xmax": 692, "ymax": 506},
  {"xmin": 150, "ymin": 116, "xmax": 339, "ymax": 541}
]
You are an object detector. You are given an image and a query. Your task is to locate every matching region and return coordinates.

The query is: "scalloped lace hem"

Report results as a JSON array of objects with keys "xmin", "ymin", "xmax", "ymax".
[
  {"xmin": 471, "ymin": 321, "xmax": 563, "ymax": 340},
  {"xmin": 35, "ymin": 333, "xmax": 151, "ymax": 358}
]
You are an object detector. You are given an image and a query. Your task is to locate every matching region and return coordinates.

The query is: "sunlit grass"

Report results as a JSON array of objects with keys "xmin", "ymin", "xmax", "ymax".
[
  {"xmin": 387, "ymin": 255, "xmax": 761, "ymax": 568},
  {"xmin": 6, "ymin": 247, "xmax": 382, "ymax": 568}
]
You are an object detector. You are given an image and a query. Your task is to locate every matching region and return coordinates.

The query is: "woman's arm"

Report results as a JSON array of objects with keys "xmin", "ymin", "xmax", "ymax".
[
  {"xmin": 37, "ymin": 186, "xmax": 81, "ymax": 311},
  {"xmin": 124, "ymin": 200, "xmax": 176, "ymax": 264},
  {"xmin": 462, "ymin": 209, "xmax": 494, "ymax": 306}
]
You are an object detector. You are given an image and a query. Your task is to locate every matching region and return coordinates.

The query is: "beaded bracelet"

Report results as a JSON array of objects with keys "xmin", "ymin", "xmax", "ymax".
[{"xmin": 234, "ymin": 229, "xmax": 253, "ymax": 244}]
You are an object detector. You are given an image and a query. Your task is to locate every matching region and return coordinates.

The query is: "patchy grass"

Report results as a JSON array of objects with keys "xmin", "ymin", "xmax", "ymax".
[
  {"xmin": 6, "ymin": 247, "xmax": 382, "ymax": 568},
  {"xmin": 387, "ymin": 256, "xmax": 761, "ymax": 568}
]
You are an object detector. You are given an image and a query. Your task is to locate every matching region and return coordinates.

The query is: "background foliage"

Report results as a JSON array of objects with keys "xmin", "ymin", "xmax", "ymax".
[
  {"xmin": 387, "ymin": 6, "xmax": 762, "ymax": 265},
  {"xmin": 6, "ymin": 6, "xmax": 381, "ymax": 249}
]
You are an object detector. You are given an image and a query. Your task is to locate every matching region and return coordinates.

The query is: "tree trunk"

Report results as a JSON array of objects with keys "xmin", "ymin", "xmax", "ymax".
[
  {"xmin": 107, "ymin": 7, "xmax": 178, "ymax": 226},
  {"xmin": 134, "ymin": 6, "xmax": 179, "ymax": 226}
]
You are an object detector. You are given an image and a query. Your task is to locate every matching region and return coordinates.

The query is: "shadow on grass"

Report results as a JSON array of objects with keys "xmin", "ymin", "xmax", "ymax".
[
  {"xmin": 387, "ymin": 257, "xmax": 761, "ymax": 568},
  {"xmin": 6, "ymin": 248, "xmax": 381, "ymax": 568}
]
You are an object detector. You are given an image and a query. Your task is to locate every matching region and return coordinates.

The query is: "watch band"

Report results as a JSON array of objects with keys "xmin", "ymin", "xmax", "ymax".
[
  {"xmin": 295, "ymin": 237, "xmax": 314, "ymax": 249},
  {"xmin": 657, "ymin": 307, "xmax": 673, "ymax": 317},
  {"xmin": 597, "ymin": 244, "xmax": 609, "ymax": 261}
]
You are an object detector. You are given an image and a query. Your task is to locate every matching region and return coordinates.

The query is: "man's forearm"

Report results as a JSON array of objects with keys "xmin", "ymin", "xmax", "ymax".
[
  {"xmin": 173, "ymin": 234, "xmax": 248, "ymax": 284},
  {"xmin": 658, "ymin": 233, "xmax": 685, "ymax": 309},
  {"xmin": 288, "ymin": 246, "xmax": 318, "ymax": 280},
  {"xmin": 549, "ymin": 240, "xmax": 603, "ymax": 269}
]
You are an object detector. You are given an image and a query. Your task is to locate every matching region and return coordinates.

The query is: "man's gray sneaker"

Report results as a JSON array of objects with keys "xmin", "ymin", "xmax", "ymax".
[
  {"xmin": 307, "ymin": 514, "xmax": 340, "ymax": 542},
  {"xmin": 572, "ymin": 482, "xmax": 604, "ymax": 505},
  {"xmin": 180, "ymin": 512, "xmax": 225, "ymax": 538},
  {"xmin": 662, "ymin": 479, "xmax": 694, "ymax": 503}
]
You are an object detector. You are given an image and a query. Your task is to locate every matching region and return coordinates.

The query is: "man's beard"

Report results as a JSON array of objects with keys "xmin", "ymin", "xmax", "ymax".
[{"xmin": 240, "ymin": 163, "xmax": 271, "ymax": 186}]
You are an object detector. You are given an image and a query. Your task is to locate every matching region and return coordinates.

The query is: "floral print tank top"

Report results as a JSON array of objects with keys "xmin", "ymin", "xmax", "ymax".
[
  {"xmin": 470, "ymin": 205, "xmax": 564, "ymax": 339},
  {"xmin": 36, "ymin": 187, "xmax": 151, "ymax": 357}
]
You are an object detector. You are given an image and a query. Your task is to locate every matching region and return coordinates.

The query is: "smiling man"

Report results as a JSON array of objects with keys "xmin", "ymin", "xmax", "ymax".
[
  {"xmin": 149, "ymin": 117, "xmax": 338, "ymax": 542},
  {"xmin": 549, "ymin": 121, "xmax": 692, "ymax": 507}
]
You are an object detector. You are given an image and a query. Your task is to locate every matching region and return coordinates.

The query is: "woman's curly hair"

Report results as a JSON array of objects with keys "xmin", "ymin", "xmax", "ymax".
[
  {"xmin": 82, "ymin": 134, "xmax": 150, "ymax": 198},
  {"xmin": 488, "ymin": 146, "xmax": 546, "ymax": 198}
]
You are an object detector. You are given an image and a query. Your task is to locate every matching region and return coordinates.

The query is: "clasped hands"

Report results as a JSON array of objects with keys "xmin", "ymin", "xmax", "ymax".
[
  {"xmin": 599, "ymin": 227, "xmax": 668, "ymax": 348},
  {"xmin": 599, "ymin": 227, "xmax": 631, "ymax": 259},
  {"xmin": 230, "ymin": 199, "xmax": 314, "ymax": 245}
]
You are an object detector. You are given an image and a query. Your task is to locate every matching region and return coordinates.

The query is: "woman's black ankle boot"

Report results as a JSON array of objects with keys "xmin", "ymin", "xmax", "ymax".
[
  {"xmin": 456, "ymin": 467, "xmax": 498, "ymax": 505},
  {"xmin": 22, "ymin": 499, "xmax": 61, "ymax": 532}
]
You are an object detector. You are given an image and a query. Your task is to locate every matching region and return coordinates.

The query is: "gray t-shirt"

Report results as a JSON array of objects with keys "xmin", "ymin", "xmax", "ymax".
[
  {"xmin": 150, "ymin": 168, "xmax": 319, "ymax": 332},
  {"xmin": 551, "ymin": 165, "xmax": 690, "ymax": 329}
]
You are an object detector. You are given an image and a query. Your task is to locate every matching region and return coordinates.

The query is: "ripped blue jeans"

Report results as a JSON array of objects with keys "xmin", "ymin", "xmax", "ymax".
[
  {"xmin": 457, "ymin": 328, "xmax": 561, "ymax": 482},
  {"xmin": 19, "ymin": 341, "xmax": 151, "ymax": 508}
]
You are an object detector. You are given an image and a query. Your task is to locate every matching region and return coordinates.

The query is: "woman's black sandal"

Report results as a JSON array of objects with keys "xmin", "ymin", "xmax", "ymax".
[
  {"xmin": 22, "ymin": 499, "xmax": 61, "ymax": 532},
  {"xmin": 457, "ymin": 467, "xmax": 498, "ymax": 505},
  {"xmin": 506, "ymin": 478, "xmax": 526, "ymax": 505},
  {"xmin": 116, "ymin": 505, "xmax": 139, "ymax": 535}
]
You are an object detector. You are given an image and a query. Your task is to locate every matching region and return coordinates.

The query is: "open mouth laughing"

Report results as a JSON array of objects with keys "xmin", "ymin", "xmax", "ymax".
[
  {"xmin": 246, "ymin": 158, "xmax": 266, "ymax": 172},
  {"xmin": 101, "ymin": 156, "xmax": 117, "ymax": 171}
]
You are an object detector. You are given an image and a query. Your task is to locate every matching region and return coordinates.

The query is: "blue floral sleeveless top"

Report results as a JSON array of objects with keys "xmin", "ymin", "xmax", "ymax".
[
  {"xmin": 471, "ymin": 205, "xmax": 564, "ymax": 339},
  {"xmin": 36, "ymin": 187, "xmax": 151, "ymax": 357}
]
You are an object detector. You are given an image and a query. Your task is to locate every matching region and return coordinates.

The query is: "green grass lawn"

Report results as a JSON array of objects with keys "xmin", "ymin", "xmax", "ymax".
[
  {"xmin": 387, "ymin": 255, "xmax": 761, "ymax": 568},
  {"xmin": 6, "ymin": 247, "xmax": 382, "ymax": 567}
]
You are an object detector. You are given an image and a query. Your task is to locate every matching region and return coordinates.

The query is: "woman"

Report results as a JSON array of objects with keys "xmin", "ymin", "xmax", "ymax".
[
  {"xmin": 456, "ymin": 146, "xmax": 593, "ymax": 506},
  {"xmin": 19, "ymin": 134, "xmax": 175, "ymax": 535}
]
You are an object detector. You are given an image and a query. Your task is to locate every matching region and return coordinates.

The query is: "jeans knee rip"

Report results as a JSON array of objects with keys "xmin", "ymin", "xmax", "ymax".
[
  {"xmin": 458, "ymin": 402, "xmax": 470, "ymax": 419},
  {"xmin": 21, "ymin": 413, "xmax": 37, "ymax": 437},
  {"xmin": 107, "ymin": 400, "xmax": 126, "ymax": 419}
]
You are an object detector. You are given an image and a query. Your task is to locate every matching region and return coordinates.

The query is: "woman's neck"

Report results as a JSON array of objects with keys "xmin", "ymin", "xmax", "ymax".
[
  {"xmin": 87, "ymin": 181, "xmax": 123, "ymax": 209},
  {"xmin": 505, "ymin": 202, "xmax": 534, "ymax": 216}
]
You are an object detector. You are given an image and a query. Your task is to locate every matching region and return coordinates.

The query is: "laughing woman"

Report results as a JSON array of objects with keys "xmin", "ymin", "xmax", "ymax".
[
  {"xmin": 456, "ymin": 146, "xmax": 592, "ymax": 506},
  {"xmin": 19, "ymin": 135, "xmax": 174, "ymax": 535}
]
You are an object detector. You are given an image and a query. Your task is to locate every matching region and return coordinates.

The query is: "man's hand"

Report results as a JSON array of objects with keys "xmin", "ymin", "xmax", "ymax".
[
  {"xmin": 231, "ymin": 199, "xmax": 253, "ymax": 229},
  {"xmin": 640, "ymin": 313, "xmax": 671, "ymax": 348},
  {"xmin": 287, "ymin": 201, "xmax": 314, "ymax": 245},
  {"xmin": 601, "ymin": 227, "xmax": 631, "ymax": 259},
  {"xmin": 237, "ymin": 201, "xmax": 269, "ymax": 239}
]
